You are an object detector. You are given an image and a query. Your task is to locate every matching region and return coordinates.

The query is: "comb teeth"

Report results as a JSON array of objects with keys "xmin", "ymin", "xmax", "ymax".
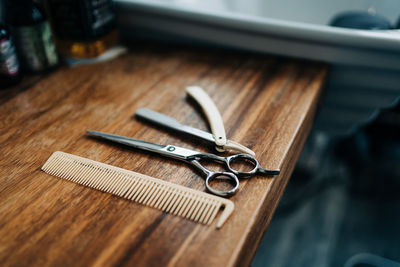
[{"xmin": 41, "ymin": 151, "xmax": 234, "ymax": 228}]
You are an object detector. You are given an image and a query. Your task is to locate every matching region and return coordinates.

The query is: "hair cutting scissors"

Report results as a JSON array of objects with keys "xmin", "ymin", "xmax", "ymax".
[{"xmin": 87, "ymin": 130, "xmax": 280, "ymax": 197}]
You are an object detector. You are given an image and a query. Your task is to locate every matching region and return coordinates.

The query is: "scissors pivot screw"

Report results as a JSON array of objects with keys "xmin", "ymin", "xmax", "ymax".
[{"xmin": 167, "ymin": 146, "xmax": 176, "ymax": 152}]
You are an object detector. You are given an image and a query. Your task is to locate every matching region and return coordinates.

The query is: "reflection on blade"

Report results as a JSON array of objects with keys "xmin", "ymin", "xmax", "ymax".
[
  {"xmin": 87, "ymin": 130, "xmax": 201, "ymax": 160},
  {"xmin": 135, "ymin": 108, "xmax": 215, "ymax": 143},
  {"xmin": 87, "ymin": 130, "xmax": 165, "ymax": 152}
]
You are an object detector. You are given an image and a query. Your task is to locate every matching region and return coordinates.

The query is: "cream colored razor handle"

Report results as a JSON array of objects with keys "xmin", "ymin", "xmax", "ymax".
[
  {"xmin": 225, "ymin": 140, "xmax": 256, "ymax": 157},
  {"xmin": 186, "ymin": 86, "xmax": 227, "ymax": 147}
]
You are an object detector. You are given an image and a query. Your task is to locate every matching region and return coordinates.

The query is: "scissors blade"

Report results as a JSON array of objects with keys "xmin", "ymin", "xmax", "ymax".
[
  {"xmin": 135, "ymin": 108, "xmax": 215, "ymax": 143},
  {"xmin": 87, "ymin": 130, "xmax": 200, "ymax": 160}
]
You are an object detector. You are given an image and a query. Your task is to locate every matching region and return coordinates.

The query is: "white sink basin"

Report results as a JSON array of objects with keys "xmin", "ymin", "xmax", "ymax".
[{"xmin": 115, "ymin": 0, "xmax": 400, "ymax": 136}]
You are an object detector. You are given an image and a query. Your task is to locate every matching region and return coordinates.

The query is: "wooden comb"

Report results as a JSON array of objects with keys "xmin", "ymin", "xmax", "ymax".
[{"xmin": 41, "ymin": 151, "xmax": 234, "ymax": 228}]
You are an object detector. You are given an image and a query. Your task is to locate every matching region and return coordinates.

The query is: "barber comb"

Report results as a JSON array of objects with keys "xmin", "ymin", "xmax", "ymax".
[{"xmin": 41, "ymin": 151, "xmax": 234, "ymax": 228}]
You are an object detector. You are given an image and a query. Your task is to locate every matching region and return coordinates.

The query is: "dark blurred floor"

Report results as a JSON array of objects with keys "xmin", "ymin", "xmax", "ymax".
[{"xmin": 252, "ymin": 105, "xmax": 400, "ymax": 267}]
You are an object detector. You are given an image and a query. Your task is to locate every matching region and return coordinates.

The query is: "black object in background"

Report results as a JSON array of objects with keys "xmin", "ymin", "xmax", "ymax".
[
  {"xmin": 0, "ymin": 24, "xmax": 20, "ymax": 89},
  {"xmin": 44, "ymin": 0, "xmax": 118, "ymax": 59},
  {"xmin": 396, "ymin": 17, "xmax": 400, "ymax": 29},
  {"xmin": 5, "ymin": 0, "xmax": 58, "ymax": 72},
  {"xmin": 330, "ymin": 11, "xmax": 393, "ymax": 30}
]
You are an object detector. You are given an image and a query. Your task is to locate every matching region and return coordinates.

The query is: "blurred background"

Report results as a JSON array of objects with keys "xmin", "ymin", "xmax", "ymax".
[{"xmin": 252, "ymin": 104, "xmax": 400, "ymax": 267}]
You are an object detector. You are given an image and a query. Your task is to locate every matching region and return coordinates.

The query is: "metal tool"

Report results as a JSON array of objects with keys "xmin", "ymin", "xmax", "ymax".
[
  {"xmin": 135, "ymin": 86, "xmax": 255, "ymax": 156},
  {"xmin": 87, "ymin": 130, "xmax": 280, "ymax": 197}
]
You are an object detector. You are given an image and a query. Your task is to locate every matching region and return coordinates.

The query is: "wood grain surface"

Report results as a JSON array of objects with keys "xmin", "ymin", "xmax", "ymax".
[{"xmin": 0, "ymin": 43, "xmax": 327, "ymax": 267}]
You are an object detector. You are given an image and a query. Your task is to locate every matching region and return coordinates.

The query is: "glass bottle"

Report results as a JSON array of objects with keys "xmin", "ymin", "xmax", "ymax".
[
  {"xmin": 0, "ymin": 24, "xmax": 20, "ymax": 88},
  {"xmin": 5, "ymin": 0, "xmax": 58, "ymax": 72},
  {"xmin": 45, "ymin": 0, "xmax": 118, "ymax": 59}
]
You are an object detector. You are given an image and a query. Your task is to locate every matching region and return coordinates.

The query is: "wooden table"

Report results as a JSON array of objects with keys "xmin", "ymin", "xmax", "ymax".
[{"xmin": 0, "ymin": 44, "xmax": 327, "ymax": 267}]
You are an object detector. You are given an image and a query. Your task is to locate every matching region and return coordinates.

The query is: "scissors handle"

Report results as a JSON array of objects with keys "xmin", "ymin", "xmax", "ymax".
[
  {"xmin": 205, "ymin": 172, "xmax": 239, "ymax": 197},
  {"xmin": 190, "ymin": 153, "xmax": 280, "ymax": 180},
  {"xmin": 225, "ymin": 154, "xmax": 281, "ymax": 178},
  {"xmin": 189, "ymin": 160, "xmax": 239, "ymax": 197}
]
